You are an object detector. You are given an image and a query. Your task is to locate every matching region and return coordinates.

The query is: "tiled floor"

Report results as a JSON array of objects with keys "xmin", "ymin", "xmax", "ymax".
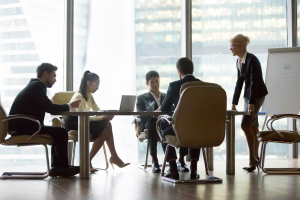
[{"xmin": 0, "ymin": 159, "xmax": 299, "ymax": 200}]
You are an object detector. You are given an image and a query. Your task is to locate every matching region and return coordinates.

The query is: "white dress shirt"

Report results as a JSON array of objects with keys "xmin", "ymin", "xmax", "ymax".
[
  {"xmin": 238, "ymin": 51, "xmax": 247, "ymax": 76},
  {"xmin": 149, "ymin": 91, "xmax": 161, "ymax": 106}
]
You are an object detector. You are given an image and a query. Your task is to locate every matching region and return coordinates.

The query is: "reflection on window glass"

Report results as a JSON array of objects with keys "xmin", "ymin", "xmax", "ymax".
[{"xmin": 192, "ymin": 0, "xmax": 287, "ymax": 160}]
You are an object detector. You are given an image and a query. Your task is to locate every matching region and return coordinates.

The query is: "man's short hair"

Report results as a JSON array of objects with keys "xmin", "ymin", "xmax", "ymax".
[
  {"xmin": 36, "ymin": 63, "xmax": 58, "ymax": 78},
  {"xmin": 146, "ymin": 71, "xmax": 159, "ymax": 82},
  {"xmin": 176, "ymin": 57, "xmax": 194, "ymax": 75}
]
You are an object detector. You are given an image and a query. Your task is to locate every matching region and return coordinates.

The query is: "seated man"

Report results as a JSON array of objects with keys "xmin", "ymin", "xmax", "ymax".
[
  {"xmin": 160, "ymin": 57, "xmax": 201, "ymax": 180},
  {"xmin": 136, "ymin": 71, "xmax": 189, "ymax": 173},
  {"xmin": 8, "ymin": 63, "xmax": 81, "ymax": 177}
]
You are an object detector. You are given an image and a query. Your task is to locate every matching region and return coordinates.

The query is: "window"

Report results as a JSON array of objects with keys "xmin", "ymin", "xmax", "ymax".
[
  {"xmin": 135, "ymin": 0, "xmax": 181, "ymax": 162},
  {"xmin": 0, "ymin": 0, "xmax": 65, "ymax": 166},
  {"xmin": 192, "ymin": 0, "xmax": 287, "ymax": 160},
  {"xmin": 72, "ymin": 0, "xmax": 138, "ymax": 165}
]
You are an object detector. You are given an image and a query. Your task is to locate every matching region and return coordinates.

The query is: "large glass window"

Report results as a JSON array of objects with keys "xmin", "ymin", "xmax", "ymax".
[
  {"xmin": 0, "ymin": 0, "xmax": 65, "ymax": 165},
  {"xmin": 135, "ymin": 0, "xmax": 181, "ymax": 162},
  {"xmin": 71, "ymin": 0, "xmax": 138, "ymax": 165},
  {"xmin": 192, "ymin": 0, "xmax": 287, "ymax": 160},
  {"xmin": 73, "ymin": 0, "xmax": 90, "ymax": 91}
]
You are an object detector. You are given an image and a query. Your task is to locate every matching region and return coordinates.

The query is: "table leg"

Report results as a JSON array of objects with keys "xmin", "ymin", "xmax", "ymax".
[
  {"xmin": 206, "ymin": 147, "xmax": 213, "ymax": 170},
  {"xmin": 226, "ymin": 115, "xmax": 235, "ymax": 175},
  {"xmin": 79, "ymin": 116, "xmax": 90, "ymax": 179}
]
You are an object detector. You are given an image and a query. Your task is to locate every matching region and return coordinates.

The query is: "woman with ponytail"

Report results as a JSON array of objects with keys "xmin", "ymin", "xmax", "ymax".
[{"xmin": 65, "ymin": 70, "xmax": 130, "ymax": 172}]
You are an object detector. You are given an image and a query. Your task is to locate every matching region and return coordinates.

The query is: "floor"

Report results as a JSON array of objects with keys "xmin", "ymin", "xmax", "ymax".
[{"xmin": 0, "ymin": 159, "xmax": 299, "ymax": 200}]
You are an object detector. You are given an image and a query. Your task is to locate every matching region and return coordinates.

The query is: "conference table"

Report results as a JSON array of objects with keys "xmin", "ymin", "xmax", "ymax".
[{"xmin": 60, "ymin": 110, "xmax": 249, "ymax": 179}]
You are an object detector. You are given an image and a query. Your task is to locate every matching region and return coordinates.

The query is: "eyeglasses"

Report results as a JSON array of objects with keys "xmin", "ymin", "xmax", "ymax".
[
  {"xmin": 229, "ymin": 44, "xmax": 239, "ymax": 49},
  {"xmin": 92, "ymin": 82, "xmax": 99, "ymax": 87}
]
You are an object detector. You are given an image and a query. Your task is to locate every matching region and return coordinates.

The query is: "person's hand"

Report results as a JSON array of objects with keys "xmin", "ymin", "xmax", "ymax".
[
  {"xmin": 155, "ymin": 106, "xmax": 161, "ymax": 112},
  {"xmin": 231, "ymin": 104, "xmax": 237, "ymax": 111},
  {"xmin": 70, "ymin": 100, "xmax": 81, "ymax": 109},
  {"xmin": 102, "ymin": 115, "xmax": 114, "ymax": 120},
  {"xmin": 248, "ymin": 104, "xmax": 255, "ymax": 116}
]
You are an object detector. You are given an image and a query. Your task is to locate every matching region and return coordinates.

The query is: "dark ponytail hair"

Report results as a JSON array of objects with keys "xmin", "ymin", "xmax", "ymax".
[{"xmin": 79, "ymin": 70, "xmax": 99, "ymax": 101}]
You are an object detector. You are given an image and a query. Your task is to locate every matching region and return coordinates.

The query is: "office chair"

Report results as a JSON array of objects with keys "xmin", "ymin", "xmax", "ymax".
[
  {"xmin": 156, "ymin": 82, "xmax": 226, "ymax": 183},
  {"xmin": 51, "ymin": 92, "xmax": 109, "ymax": 170}
]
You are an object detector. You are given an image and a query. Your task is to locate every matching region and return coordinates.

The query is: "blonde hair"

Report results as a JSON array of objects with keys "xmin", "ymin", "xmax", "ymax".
[{"xmin": 230, "ymin": 34, "xmax": 250, "ymax": 47}]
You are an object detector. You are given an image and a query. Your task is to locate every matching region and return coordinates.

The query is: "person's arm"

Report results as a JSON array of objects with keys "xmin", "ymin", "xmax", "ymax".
[
  {"xmin": 232, "ymin": 66, "xmax": 245, "ymax": 106},
  {"xmin": 136, "ymin": 95, "xmax": 149, "ymax": 129},
  {"xmin": 161, "ymin": 83, "xmax": 174, "ymax": 112},
  {"xmin": 248, "ymin": 57, "xmax": 261, "ymax": 105},
  {"xmin": 90, "ymin": 95, "xmax": 100, "ymax": 111},
  {"xmin": 89, "ymin": 94, "xmax": 103, "ymax": 121},
  {"xmin": 34, "ymin": 83, "xmax": 69, "ymax": 114}
]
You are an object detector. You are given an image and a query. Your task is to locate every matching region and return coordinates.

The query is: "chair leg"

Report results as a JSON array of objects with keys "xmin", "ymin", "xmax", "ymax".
[
  {"xmin": 139, "ymin": 140, "xmax": 152, "ymax": 169},
  {"xmin": 202, "ymin": 148, "xmax": 210, "ymax": 176},
  {"xmin": 1, "ymin": 144, "xmax": 50, "ymax": 179},
  {"xmin": 160, "ymin": 144, "xmax": 169, "ymax": 177},
  {"xmin": 161, "ymin": 145, "xmax": 223, "ymax": 184},
  {"xmin": 103, "ymin": 144, "xmax": 109, "ymax": 170},
  {"xmin": 259, "ymin": 141, "xmax": 266, "ymax": 171},
  {"xmin": 71, "ymin": 141, "xmax": 76, "ymax": 166},
  {"xmin": 67, "ymin": 141, "xmax": 73, "ymax": 165},
  {"xmin": 260, "ymin": 141, "xmax": 300, "ymax": 174},
  {"xmin": 96, "ymin": 144, "xmax": 109, "ymax": 170},
  {"xmin": 144, "ymin": 141, "xmax": 150, "ymax": 169}
]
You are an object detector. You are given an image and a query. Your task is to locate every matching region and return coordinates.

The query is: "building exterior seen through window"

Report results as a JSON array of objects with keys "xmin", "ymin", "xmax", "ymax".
[
  {"xmin": 135, "ymin": 0, "xmax": 288, "ymax": 162},
  {"xmin": 0, "ymin": 0, "xmax": 292, "ymax": 166},
  {"xmin": 0, "ymin": 0, "xmax": 89, "ymax": 165}
]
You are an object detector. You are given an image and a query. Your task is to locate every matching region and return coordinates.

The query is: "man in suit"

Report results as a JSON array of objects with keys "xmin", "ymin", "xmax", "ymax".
[
  {"xmin": 136, "ymin": 71, "xmax": 189, "ymax": 173},
  {"xmin": 160, "ymin": 57, "xmax": 201, "ymax": 180},
  {"xmin": 9, "ymin": 63, "xmax": 81, "ymax": 177}
]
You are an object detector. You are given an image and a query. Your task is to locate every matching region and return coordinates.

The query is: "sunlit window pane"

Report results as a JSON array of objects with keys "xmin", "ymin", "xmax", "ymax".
[
  {"xmin": 0, "ymin": 0, "xmax": 65, "ymax": 166},
  {"xmin": 192, "ymin": 0, "xmax": 287, "ymax": 160}
]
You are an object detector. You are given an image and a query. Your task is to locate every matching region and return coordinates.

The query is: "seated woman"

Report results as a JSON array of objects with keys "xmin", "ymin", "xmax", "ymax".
[{"xmin": 65, "ymin": 70, "xmax": 130, "ymax": 172}]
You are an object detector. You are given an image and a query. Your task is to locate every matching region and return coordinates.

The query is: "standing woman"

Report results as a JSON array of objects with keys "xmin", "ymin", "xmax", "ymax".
[
  {"xmin": 230, "ymin": 34, "xmax": 268, "ymax": 172},
  {"xmin": 65, "ymin": 71, "xmax": 130, "ymax": 172}
]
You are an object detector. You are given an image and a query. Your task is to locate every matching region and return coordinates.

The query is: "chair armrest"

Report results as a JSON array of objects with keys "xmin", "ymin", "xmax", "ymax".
[
  {"xmin": 50, "ymin": 115, "xmax": 65, "ymax": 128},
  {"xmin": 0, "ymin": 115, "xmax": 41, "ymax": 141},
  {"xmin": 265, "ymin": 114, "xmax": 300, "ymax": 138},
  {"xmin": 132, "ymin": 117, "xmax": 142, "ymax": 137},
  {"xmin": 4, "ymin": 114, "xmax": 36, "ymax": 120},
  {"xmin": 131, "ymin": 117, "xmax": 141, "ymax": 124},
  {"xmin": 156, "ymin": 115, "xmax": 172, "ymax": 142},
  {"xmin": 270, "ymin": 114, "xmax": 300, "ymax": 120}
]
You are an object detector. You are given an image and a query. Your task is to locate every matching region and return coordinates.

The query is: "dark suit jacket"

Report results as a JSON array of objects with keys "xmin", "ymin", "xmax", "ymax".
[
  {"xmin": 136, "ymin": 92, "xmax": 166, "ymax": 131},
  {"xmin": 9, "ymin": 78, "xmax": 69, "ymax": 131},
  {"xmin": 160, "ymin": 75, "xmax": 200, "ymax": 135},
  {"xmin": 161, "ymin": 75, "xmax": 200, "ymax": 112},
  {"xmin": 232, "ymin": 52, "xmax": 268, "ymax": 105}
]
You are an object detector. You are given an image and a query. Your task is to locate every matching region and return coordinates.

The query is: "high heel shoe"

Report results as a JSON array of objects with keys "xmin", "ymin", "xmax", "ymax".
[
  {"xmin": 243, "ymin": 159, "xmax": 260, "ymax": 172},
  {"xmin": 109, "ymin": 157, "xmax": 130, "ymax": 170}
]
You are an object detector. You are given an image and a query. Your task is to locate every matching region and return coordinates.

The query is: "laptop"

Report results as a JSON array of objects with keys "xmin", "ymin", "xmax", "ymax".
[{"xmin": 101, "ymin": 95, "xmax": 136, "ymax": 112}]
